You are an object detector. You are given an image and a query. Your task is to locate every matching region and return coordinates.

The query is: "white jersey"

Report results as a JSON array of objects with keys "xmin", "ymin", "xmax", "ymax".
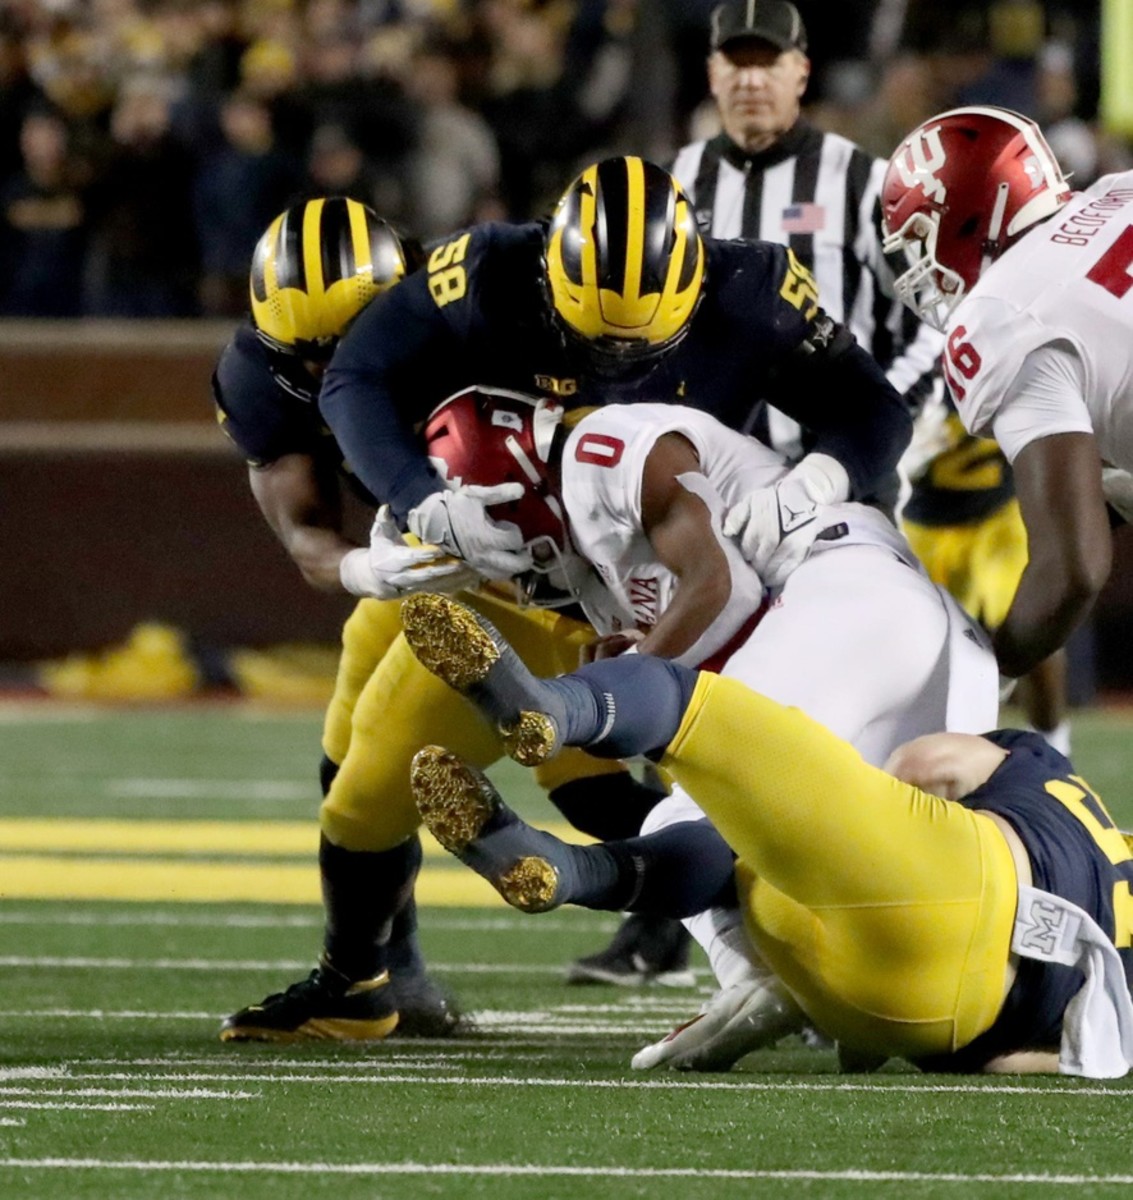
[
  {"xmin": 561, "ymin": 403, "xmax": 915, "ymax": 665},
  {"xmin": 944, "ymin": 171, "xmax": 1133, "ymax": 470}
]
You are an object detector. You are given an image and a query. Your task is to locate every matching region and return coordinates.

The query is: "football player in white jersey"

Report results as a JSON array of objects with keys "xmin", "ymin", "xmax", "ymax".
[
  {"xmin": 421, "ymin": 385, "xmax": 999, "ymax": 1068},
  {"xmin": 881, "ymin": 106, "xmax": 1133, "ymax": 680}
]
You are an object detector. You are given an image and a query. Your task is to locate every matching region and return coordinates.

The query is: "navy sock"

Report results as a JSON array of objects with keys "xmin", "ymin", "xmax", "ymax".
[
  {"xmin": 387, "ymin": 891, "xmax": 427, "ymax": 976},
  {"xmin": 320, "ymin": 835, "xmax": 422, "ymax": 982},
  {"xmin": 549, "ymin": 770, "xmax": 666, "ymax": 841},
  {"xmin": 543, "ymin": 656, "xmax": 700, "ymax": 759},
  {"xmin": 561, "ymin": 819, "xmax": 736, "ymax": 917}
]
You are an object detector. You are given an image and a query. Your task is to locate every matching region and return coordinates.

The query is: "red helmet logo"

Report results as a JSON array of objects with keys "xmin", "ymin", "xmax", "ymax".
[
  {"xmin": 881, "ymin": 106, "xmax": 1070, "ymax": 329},
  {"xmin": 424, "ymin": 386, "xmax": 567, "ymax": 552}
]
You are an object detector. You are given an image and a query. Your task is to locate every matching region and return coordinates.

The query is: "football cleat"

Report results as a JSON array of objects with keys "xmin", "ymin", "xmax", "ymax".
[
  {"xmin": 387, "ymin": 970, "xmax": 468, "ymax": 1038},
  {"xmin": 410, "ymin": 746, "xmax": 565, "ymax": 912},
  {"xmin": 566, "ymin": 913, "xmax": 696, "ymax": 988},
  {"xmin": 630, "ymin": 977, "xmax": 804, "ymax": 1071},
  {"xmin": 219, "ymin": 959, "xmax": 399, "ymax": 1043},
  {"xmin": 400, "ymin": 594, "xmax": 563, "ymax": 765}
]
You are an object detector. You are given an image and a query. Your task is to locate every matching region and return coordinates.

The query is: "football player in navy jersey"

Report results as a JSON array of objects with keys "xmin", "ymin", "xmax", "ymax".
[
  {"xmin": 220, "ymin": 159, "xmax": 917, "ymax": 1041},
  {"xmin": 313, "ymin": 155, "xmax": 915, "ymax": 986},
  {"xmin": 217, "ymin": 199, "xmax": 681, "ymax": 1042},
  {"xmin": 319, "ymin": 155, "xmax": 913, "ymax": 590},
  {"xmin": 402, "ymin": 592, "xmax": 1133, "ymax": 1079},
  {"xmin": 214, "ymin": 197, "xmax": 478, "ymax": 1041}
]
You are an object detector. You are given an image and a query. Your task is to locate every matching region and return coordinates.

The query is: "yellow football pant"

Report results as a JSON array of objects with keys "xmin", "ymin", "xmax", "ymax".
[
  {"xmin": 902, "ymin": 499, "xmax": 1028, "ymax": 632},
  {"xmin": 662, "ymin": 673, "xmax": 1018, "ymax": 1059},
  {"xmin": 320, "ymin": 593, "xmax": 624, "ymax": 851}
]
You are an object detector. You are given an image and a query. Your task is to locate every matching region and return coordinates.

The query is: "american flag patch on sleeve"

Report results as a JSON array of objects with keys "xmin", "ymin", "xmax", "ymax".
[{"xmin": 780, "ymin": 203, "xmax": 826, "ymax": 233}]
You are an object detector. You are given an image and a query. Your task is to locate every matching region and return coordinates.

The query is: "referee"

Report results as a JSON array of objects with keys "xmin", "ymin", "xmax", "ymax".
[
  {"xmin": 567, "ymin": 0, "xmax": 944, "ymax": 989},
  {"xmin": 673, "ymin": 0, "xmax": 942, "ymax": 458}
]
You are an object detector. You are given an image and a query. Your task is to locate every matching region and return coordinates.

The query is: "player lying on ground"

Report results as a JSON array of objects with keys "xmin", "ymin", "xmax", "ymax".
[{"xmin": 400, "ymin": 593, "xmax": 1133, "ymax": 1078}]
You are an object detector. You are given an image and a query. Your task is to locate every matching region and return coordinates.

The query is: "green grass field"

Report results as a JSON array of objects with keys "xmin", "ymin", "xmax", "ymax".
[{"xmin": 2, "ymin": 701, "xmax": 1133, "ymax": 1198}]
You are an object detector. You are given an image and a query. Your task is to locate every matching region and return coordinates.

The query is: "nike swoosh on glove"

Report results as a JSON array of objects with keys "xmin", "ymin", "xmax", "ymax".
[{"xmin": 723, "ymin": 453, "xmax": 850, "ymax": 589}]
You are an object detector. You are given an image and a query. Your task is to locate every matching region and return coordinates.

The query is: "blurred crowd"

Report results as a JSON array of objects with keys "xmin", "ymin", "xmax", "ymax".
[{"xmin": 0, "ymin": 0, "xmax": 1117, "ymax": 319}]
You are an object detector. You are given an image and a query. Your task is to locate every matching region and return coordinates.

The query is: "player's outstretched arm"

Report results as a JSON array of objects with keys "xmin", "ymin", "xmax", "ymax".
[{"xmin": 995, "ymin": 432, "xmax": 1112, "ymax": 679}]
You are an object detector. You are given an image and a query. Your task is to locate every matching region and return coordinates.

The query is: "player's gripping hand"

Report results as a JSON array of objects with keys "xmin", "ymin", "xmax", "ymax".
[
  {"xmin": 407, "ymin": 484, "xmax": 534, "ymax": 581},
  {"xmin": 722, "ymin": 453, "xmax": 850, "ymax": 588},
  {"xmin": 339, "ymin": 506, "xmax": 480, "ymax": 599}
]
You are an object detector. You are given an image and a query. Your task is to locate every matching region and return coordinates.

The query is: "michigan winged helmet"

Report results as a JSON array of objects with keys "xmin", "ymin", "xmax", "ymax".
[
  {"xmin": 544, "ymin": 156, "xmax": 706, "ymax": 373},
  {"xmin": 250, "ymin": 196, "xmax": 417, "ymax": 360}
]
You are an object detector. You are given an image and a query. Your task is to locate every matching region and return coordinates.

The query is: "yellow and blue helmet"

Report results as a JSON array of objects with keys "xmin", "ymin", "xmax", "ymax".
[
  {"xmin": 249, "ymin": 196, "xmax": 417, "ymax": 360},
  {"xmin": 544, "ymin": 156, "xmax": 705, "ymax": 373}
]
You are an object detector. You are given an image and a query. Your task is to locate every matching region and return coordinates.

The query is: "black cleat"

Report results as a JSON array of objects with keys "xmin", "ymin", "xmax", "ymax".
[
  {"xmin": 566, "ymin": 913, "xmax": 696, "ymax": 988},
  {"xmin": 219, "ymin": 959, "xmax": 399, "ymax": 1043},
  {"xmin": 388, "ymin": 970, "xmax": 470, "ymax": 1038},
  {"xmin": 410, "ymin": 746, "xmax": 566, "ymax": 913},
  {"xmin": 400, "ymin": 594, "xmax": 563, "ymax": 765}
]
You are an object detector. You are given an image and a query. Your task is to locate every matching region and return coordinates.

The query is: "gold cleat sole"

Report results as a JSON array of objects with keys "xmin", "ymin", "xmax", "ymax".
[
  {"xmin": 410, "ymin": 746, "xmax": 497, "ymax": 853},
  {"xmin": 401, "ymin": 594, "xmax": 500, "ymax": 692},
  {"xmin": 497, "ymin": 856, "xmax": 561, "ymax": 913},
  {"xmin": 501, "ymin": 711, "xmax": 559, "ymax": 766},
  {"xmin": 218, "ymin": 1013, "xmax": 399, "ymax": 1043}
]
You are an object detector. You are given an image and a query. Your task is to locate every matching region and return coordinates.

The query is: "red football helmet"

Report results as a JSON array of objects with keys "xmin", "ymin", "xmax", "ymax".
[
  {"xmin": 424, "ymin": 385, "xmax": 569, "ymax": 560},
  {"xmin": 882, "ymin": 106, "xmax": 1070, "ymax": 329}
]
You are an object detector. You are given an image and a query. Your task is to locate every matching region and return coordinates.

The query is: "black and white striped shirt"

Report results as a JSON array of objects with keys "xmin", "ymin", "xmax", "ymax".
[{"xmin": 673, "ymin": 121, "xmax": 941, "ymax": 454}]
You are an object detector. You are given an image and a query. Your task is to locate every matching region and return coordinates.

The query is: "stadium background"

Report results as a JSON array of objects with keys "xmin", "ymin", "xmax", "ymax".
[{"xmin": 0, "ymin": 0, "xmax": 1130, "ymax": 695}]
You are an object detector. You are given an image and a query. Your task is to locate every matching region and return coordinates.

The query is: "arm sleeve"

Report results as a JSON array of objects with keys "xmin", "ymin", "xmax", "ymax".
[
  {"xmin": 318, "ymin": 273, "xmax": 459, "ymax": 523},
  {"xmin": 764, "ymin": 314, "xmax": 914, "ymax": 502},
  {"xmin": 988, "ymin": 343, "xmax": 1093, "ymax": 464}
]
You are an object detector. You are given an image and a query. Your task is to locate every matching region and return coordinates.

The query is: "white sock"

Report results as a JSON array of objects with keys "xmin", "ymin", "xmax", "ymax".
[{"xmin": 682, "ymin": 907, "xmax": 768, "ymax": 989}]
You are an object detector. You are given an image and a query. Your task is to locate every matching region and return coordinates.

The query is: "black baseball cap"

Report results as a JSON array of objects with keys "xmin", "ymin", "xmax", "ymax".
[{"xmin": 710, "ymin": 0, "xmax": 808, "ymax": 54}]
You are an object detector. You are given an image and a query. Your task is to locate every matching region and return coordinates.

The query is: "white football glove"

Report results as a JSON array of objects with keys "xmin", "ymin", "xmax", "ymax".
[
  {"xmin": 407, "ymin": 484, "xmax": 534, "ymax": 581},
  {"xmin": 339, "ymin": 506, "xmax": 480, "ymax": 599},
  {"xmin": 722, "ymin": 452, "xmax": 850, "ymax": 589},
  {"xmin": 1102, "ymin": 466, "xmax": 1133, "ymax": 525}
]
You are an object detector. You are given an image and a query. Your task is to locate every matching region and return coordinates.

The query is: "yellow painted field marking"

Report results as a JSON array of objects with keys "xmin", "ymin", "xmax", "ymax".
[
  {"xmin": 0, "ymin": 855, "xmax": 500, "ymax": 906},
  {"xmin": 0, "ymin": 819, "xmax": 591, "ymax": 857},
  {"xmin": 0, "ymin": 818, "xmax": 594, "ymax": 904}
]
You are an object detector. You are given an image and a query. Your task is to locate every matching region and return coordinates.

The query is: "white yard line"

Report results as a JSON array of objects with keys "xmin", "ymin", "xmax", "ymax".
[
  {"xmin": 0, "ymin": 1009, "xmax": 215, "ymax": 1020},
  {"xmin": 0, "ymin": 1101, "xmax": 154, "ymax": 1112},
  {"xmin": 61, "ymin": 1071, "xmax": 1132, "ymax": 1097},
  {"xmin": 103, "ymin": 780, "xmax": 313, "ymax": 800},
  {"xmin": 0, "ymin": 956, "xmax": 616, "ymax": 975},
  {"xmin": 0, "ymin": 1067, "xmax": 67, "ymax": 1080},
  {"xmin": 0, "ymin": 1086, "xmax": 257, "ymax": 1100},
  {"xmin": 83, "ymin": 1053, "xmax": 553, "ymax": 1068},
  {"xmin": 0, "ymin": 911, "xmax": 613, "ymax": 932},
  {"xmin": 0, "ymin": 1159, "xmax": 1130, "ymax": 1184}
]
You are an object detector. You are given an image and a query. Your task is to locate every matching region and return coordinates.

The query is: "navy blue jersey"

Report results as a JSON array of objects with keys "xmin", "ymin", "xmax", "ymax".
[
  {"xmin": 918, "ymin": 730, "xmax": 1133, "ymax": 1071},
  {"xmin": 320, "ymin": 221, "xmax": 911, "ymax": 524},
  {"xmin": 212, "ymin": 323, "xmax": 378, "ymax": 506}
]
